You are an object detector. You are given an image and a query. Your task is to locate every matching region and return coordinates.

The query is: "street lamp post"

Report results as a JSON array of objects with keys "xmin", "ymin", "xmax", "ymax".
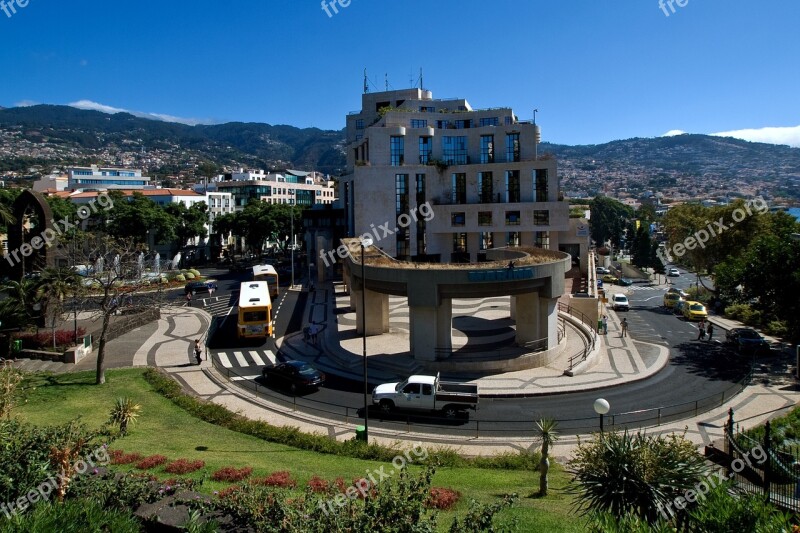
[
  {"xmin": 594, "ymin": 398, "xmax": 610, "ymax": 434},
  {"xmin": 290, "ymin": 201, "xmax": 295, "ymax": 289},
  {"xmin": 361, "ymin": 235, "xmax": 373, "ymax": 443}
]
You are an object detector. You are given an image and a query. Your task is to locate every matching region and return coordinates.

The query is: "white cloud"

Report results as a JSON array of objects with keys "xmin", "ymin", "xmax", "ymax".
[
  {"xmin": 661, "ymin": 129, "xmax": 686, "ymax": 137},
  {"xmin": 15, "ymin": 100, "xmax": 39, "ymax": 107},
  {"xmin": 711, "ymin": 125, "xmax": 800, "ymax": 148},
  {"xmin": 67, "ymin": 100, "xmax": 213, "ymax": 126}
]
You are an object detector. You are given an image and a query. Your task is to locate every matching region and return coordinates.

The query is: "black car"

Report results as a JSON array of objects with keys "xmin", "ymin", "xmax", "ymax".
[
  {"xmin": 262, "ymin": 360, "xmax": 325, "ymax": 393},
  {"xmin": 726, "ymin": 327, "xmax": 770, "ymax": 355},
  {"xmin": 184, "ymin": 280, "xmax": 218, "ymax": 295}
]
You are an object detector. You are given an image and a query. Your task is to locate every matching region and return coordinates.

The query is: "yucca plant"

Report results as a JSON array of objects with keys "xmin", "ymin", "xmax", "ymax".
[
  {"xmin": 109, "ymin": 397, "xmax": 141, "ymax": 435},
  {"xmin": 535, "ymin": 417, "xmax": 560, "ymax": 496}
]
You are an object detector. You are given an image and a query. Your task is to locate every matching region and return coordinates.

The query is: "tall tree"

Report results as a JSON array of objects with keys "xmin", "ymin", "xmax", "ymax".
[
  {"xmin": 36, "ymin": 267, "xmax": 80, "ymax": 350},
  {"xmin": 589, "ymin": 196, "xmax": 633, "ymax": 248},
  {"xmin": 105, "ymin": 192, "xmax": 177, "ymax": 245},
  {"xmin": 164, "ymin": 202, "xmax": 209, "ymax": 248}
]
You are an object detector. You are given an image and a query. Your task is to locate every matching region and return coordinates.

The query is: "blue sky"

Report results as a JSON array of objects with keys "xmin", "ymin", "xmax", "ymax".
[{"xmin": 1, "ymin": 0, "xmax": 799, "ymax": 146}]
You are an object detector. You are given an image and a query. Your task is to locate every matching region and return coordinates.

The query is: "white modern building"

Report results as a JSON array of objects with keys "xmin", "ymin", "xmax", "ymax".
[
  {"xmin": 67, "ymin": 165, "xmax": 152, "ymax": 190},
  {"xmin": 213, "ymin": 169, "xmax": 336, "ymax": 210},
  {"xmin": 340, "ymin": 88, "xmax": 586, "ymax": 265}
]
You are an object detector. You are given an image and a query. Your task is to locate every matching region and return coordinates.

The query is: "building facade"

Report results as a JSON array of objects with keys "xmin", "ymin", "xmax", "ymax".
[
  {"xmin": 67, "ymin": 165, "xmax": 151, "ymax": 190},
  {"xmin": 340, "ymin": 88, "xmax": 577, "ymax": 263},
  {"xmin": 214, "ymin": 169, "xmax": 336, "ymax": 210}
]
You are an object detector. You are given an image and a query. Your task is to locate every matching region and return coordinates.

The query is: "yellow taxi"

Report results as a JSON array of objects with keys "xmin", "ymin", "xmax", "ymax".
[
  {"xmin": 663, "ymin": 292, "xmax": 683, "ymax": 309},
  {"xmin": 602, "ymin": 274, "xmax": 619, "ymax": 284},
  {"xmin": 683, "ymin": 301, "xmax": 708, "ymax": 321}
]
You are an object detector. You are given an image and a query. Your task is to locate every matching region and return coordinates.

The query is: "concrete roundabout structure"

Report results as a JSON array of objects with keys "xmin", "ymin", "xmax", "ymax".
[{"xmin": 340, "ymin": 239, "xmax": 583, "ymax": 372}]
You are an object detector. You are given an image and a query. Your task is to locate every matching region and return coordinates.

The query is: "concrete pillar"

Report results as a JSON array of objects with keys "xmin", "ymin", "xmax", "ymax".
[
  {"xmin": 436, "ymin": 298, "xmax": 452, "ymax": 355},
  {"xmin": 316, "ymin": 235, "xmax": 328, "ymax": 283},
  {"xmin": 514, "ymin": 291, "xmax": 541, "ymax": 346},
  {"xmin": 355, "ymin": 288, "xmax": 388, "ymax": 336},
  {"xmin": 510, "ymin": 295, "xmax": 516, "ymax": 320},
  {"xmin": 539, "ymin": 296, "xmax": 559, "ymax": 349},
  {"xmin": 466, "ymin": 234, "xmax": 480, "ymax": 262},
  {"xmin": 409, "ymin": 306, "xmax": 437, "ymax": 361}
]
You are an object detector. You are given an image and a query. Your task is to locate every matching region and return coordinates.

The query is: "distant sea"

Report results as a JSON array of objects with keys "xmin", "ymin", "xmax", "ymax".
[{"xmin": 789, "ymin": 207, "xmax": 800, "ymax": 221}]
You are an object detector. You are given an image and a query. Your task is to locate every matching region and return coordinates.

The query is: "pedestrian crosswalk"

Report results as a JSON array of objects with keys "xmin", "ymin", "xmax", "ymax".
[
  {"xmin": 215, "ymin": 349, "xmax": 277, "ymax": 369},
  {"xmin": 627, "ymin": 285, "xmax": 668, "ymax": 291},
  {"xmin": 199, "ymin": 295, "xmax": 237, "ymax": 317}
]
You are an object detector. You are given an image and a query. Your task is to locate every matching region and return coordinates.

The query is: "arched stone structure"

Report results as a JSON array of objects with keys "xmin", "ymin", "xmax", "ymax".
[
  {"xmin": 6, "ymin": 190, "xmax": 56, "ymax": 281},
  {"xmin": 342, "ymin": 240, "xmax": 570, "ymax": 365}
]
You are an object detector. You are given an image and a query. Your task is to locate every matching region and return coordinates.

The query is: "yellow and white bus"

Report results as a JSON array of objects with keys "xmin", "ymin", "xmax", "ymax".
[
  {"xmin": 252, "ymin": 264, "xmax": 279, "ymax": 299},
  {"xmin": 237, "ymin": 281, "xmax": 272, "ymax": 339}
]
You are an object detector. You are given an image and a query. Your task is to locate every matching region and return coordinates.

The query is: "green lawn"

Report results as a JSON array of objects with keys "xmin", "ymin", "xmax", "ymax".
[{"xmin": 15, "ymin": 368, "xmax": 584, "ymax": 532}]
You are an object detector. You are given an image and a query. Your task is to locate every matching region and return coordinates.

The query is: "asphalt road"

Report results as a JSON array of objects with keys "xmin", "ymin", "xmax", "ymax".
[{"xmin": 204, "ymin": 266, "xmax": 753, "ymax": 438}]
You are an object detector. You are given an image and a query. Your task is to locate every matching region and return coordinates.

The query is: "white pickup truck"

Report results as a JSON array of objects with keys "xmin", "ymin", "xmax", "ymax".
[{"xmin": 372, "ymin": 373, "xmax": 478, "ymax": 418}]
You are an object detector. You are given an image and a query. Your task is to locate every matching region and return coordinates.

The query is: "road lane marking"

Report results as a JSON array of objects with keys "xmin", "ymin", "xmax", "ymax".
[
  {"xmin": 231, "ymin": 375, "xmax": 260, "ymax": 382},
  {"xmin": 218, "ymin": 353, "xmax": 232, "ymax": 368},
  {"xmin": 233, "ymin": 351, "xmax": 248, "ymax": 366},
  {"xmin": 249, "ymin": 351, "xmax": 265, "ymax": 366}
]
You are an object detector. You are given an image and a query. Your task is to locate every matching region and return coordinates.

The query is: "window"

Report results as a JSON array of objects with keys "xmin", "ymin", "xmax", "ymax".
[
  {"xmin": 411, "ymin": 119, "xmax": 427, "ymax": 128},
  {"xmin": 535, "ymin": 168, "xmax": 549, "ymax": 202},
  {"xmin": 478, "ymin": 212, "xmax": 492, "ymax": 226},
  {"xmin": 478, "ymin": 172, "xmax": 493, "ymax": 203},
  {"xmin": 505, "ymin": 211, "xmax": 520, "ymax": 225},
  {"xmin": 418, "ymin": 136, "xmax": 431, "ymax": 164},
  {"xmin": 422, "ymin": 384, "xmax": 433, "ymax": 395},
  {"xmin": 419, "ymin": 106, "xmax": 435, "ymax": 112},
  {"xmin": 480, "ymin": 117, "xmax": 499, "ymax": 127},
  {"xmin": 451, "ymin": 212, "xmax": 466, "ymax": 226},
  {"xmin": 534, "ymin": 210, "xmax": 550, "ymax": 225},
  {"xmin": 480, "ymin": 135, "xmax": 494, "ymax": 164},
  {"xmin": 480, "ymin": 231, "xmax": 493, "ymax": 250},
  {"xmin": 442, "ymin": 136, "xmax": 467, "ymax": 165},
  {"xmin": 453, "ymin": 232, "xmax": 467, "ymax": 252},
  {"xmin": 505, "ymin": 171, "xmax": 520, "ymax": 202},
  {"xmin": 402, "ymin": 383, "xmax": 420, "ymax": 394},
  {"xmin": 355, "ymin": 134, "xmax": 363, "ymax": 141},
  {"xmin": 506, "ymin": 133, "xmax": 520, "ymax": 162},
  {"xmin": 535, "ymin": 231, "xmax": 550, "ymax": 248},
  {"xmin": 505, "ymin": 116, "xmax": 513, "ymax": 125},
  {"xmin": 451, "ymin": 173, "xmax": 467, "ymax": 204},
  {"xmin": 455, "ymin": 119, "xmax": 472, "ymax": 129},
  {"xmin": 390, "ymin": 136, "xmax": 405, "ymax": 166},
  {"xmin": 506, "ymin": 232, "xmax": 520, "ymax": 247},
  {"xmin": 396, "ymin": 174, "xmax": 409, "ymax": 216},
  {"xmin": 355, "ymin": 119, "xmax": 364, "ymax": 130},
  {"xmin": 416, "ymin": 174, "xmax": 427, "ymax": 255},
  {"xmin": 436, "ymin": 120, "xmax": 449, "ymax": 129}
]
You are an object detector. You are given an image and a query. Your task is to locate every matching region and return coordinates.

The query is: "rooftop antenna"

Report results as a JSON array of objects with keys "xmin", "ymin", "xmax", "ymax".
[
  {"xmin": 385, "ymin": 73, "xmax": 388, "ymax": 92},
  {"xmin": 363, "ymin": 68, "xmax": 369, "ymax": 94},
  {"xmin": 420, "ymin": 67, "xmax": 424, "ymax": 90}
]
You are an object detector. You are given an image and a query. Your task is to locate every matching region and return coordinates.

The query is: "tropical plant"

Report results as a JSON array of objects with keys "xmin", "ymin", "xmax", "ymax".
[
  {"xmin": 0, "ymin": 362, "xmax": 23, "ymax": 418},
  {"xmin": 685, "ymin": 481, "xmax": 794, "ymax": 532},
  {"xmin": 109, "ymin": 397, "xmax": 141, "ymax": 435},
  {"xmin": 535, "ymin": 417, "xmax": 559, "ymax": 496},
  {"xmin": 36, "ymin": 267, "xmax": 80, "ymax": 350}
]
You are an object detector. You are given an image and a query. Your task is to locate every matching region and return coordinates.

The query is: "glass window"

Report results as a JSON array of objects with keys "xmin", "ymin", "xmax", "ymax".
[
  {"xmin": 451, "ymin": 212, "xmax": 466, "ymax": 226},
  {"xmin": 535, "ymin": 231, "xmax": 550, "ymax": 248},
  {"xmin": 505, "ymin": 116, "xmax": 513, "ymax": 125},
  {"xmin": 395, "ymin": 174, "xmax": 409, "ymax": 216},
  {"xmin": 505, "ymin": 211, "xmax": 520, "ymax": 225},
  {"xmin": 478, "ymin": 212, "xmax": 492, "ymax": 226},
  {"xmin": 451, "ymin": 173, "xmax": 466, "ymax": 204},
  {"xmin": 390, "ymin": 136, "xmax": 405, "ymax": 166},
  {"xmin": 436, "ymin": 120, "xmax": 449, "ymax": 129},
  {"xmin": 411, "ymin": 119, "xmax": 427, "ymax": 128},
  {"xmin": 480, "ymin": 231, "xmax": 493, "ymax": 250},
  {"xmin": 455, "ymin": 119, "xmax": 472, "ymax": 129},
  {"xmin": 480, "ymin": 117, "xmax": 499, "ymax": 127},
  {"xmin": 442, "ymin": 136, "xmax": 467, "ymax": 165},
  {"xmin": 506, "ymin": 133, "xmax": 520, "ymax": 162},
  {"xmin": 478, "ymin": 172, "xmax": 493, "ymax": 203},
  {"xmin": 480, "ymin": 135, "xmax": 494, "ymax": 164},
  {"xmin": 416, "ymin": 174, "xmax": 427, "ymax": 255},
  {"xmin": 419, "ymin": 106, "xmax": 435, "ymax": 112},
  {"xmin": 534, "ymin": 210, "xmax": 550, "ymax": 225},
  {"xmin": 535, "ymin": 168, "xmax": 549, "ymax": 202},
  {"xmin": 355, "ymin": 119, "xmax": 364, "ymax": 130},
  {"xmin": 452, "ymin": 232, "xmax": 467, "ymax": 252},
  {"xmin": 506, "ymin": 232, "xmax": 520, "ymax": 247},
  {"xmin": 418, "ymin": 136, "xmax": 431, "ymax": 164},
  {"xmin": 505, "ymin": 171, "xmax": 520, "ymax": 203},
  {"xmin": 402, "ymin": 383, "xmax": 420, "ymax": 394}
]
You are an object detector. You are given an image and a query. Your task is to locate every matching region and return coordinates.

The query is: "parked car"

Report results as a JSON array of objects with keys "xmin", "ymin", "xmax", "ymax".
[
  {"xmin": 668, "ymin": 268, "xmax": 680, "ymax": 277},
  {"xmin": 184, "ymin": 280, "xmax": 218, "ymax": 295},
  {"xmin": 602, "ymin": 274, "xmax": 619, "ymax": 284},
  {"xmin": 726, "ymin": 328, "xmax": 770, "ymax": 355},
  {"xmin": 261, "ymin": 360, "xmax": 325, "ymax": 393},
  {"xmin": 596, "ymin": 266, "xmax": 611, "ymax": 275},
  {"xmin": 663, "ymin": 292, "xmax": 683, "ymax": 309},
  {"xmin": 612, "ymin": 293, "xmax": 629, "ymax": 311},
  {"xmin": 683, "ymin": 301, "xmax": 708, "ymax": 321},
  {"xmin": 372, "ymin": 373, "xmax": 478, "ymax": 419},
  {"xmin": 667, "ymin": 287, "xmax": 689, "ymax": 299},
  {"xmin": 617, "ymin": 278, "xmax": 633, "ymax": 286}
]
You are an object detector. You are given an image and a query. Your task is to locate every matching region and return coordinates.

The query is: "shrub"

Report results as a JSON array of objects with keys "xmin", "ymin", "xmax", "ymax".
[
  {"xmin": 110, "ymin": 451, "xmax": 143, "ymax": 465},
  {"xmin": 765, "ymin": 320, "xmax": 789, "ymax": 338},
  {"xmin": 257, "ymin": 470, "xmax": 297, "ymax": 488},
  {"xmin": 135, "ymin": 454, "xmax": 168, "ymax": 469},
  {"xmin": 175, "ymin": 274, "xmax": 186, "ymax": 282},
  {"xmin": 6, "ymin": 498, "xmax": 141, "ymax": 532},
  {"xmin": 686, "ymin": 481, "xmax": 794, "ymax": 531},
  {"xmin": 211, "ymin": 466, "xmax": 253, "ymax": 482},
  {"xmin": 185, "ymin": 272, "xmax": 196, "ymax": 280},
  {"xmin": 189, "ymin": 269, "xmax": 201, "ymax": 277},
  {"xmin": 164, "ymin": 458, "xmax": 205, "ymax": 475},
  {"xmin": 427, "ymin": 487, "xmax": 461, "ymax": 510},
  {"xmin": 14, "ymin": 328, "xmax": 87, "ymax": 350},
  {"xmin": 307, "ymin": 475, "xmax": 329, "ymax": 493}
]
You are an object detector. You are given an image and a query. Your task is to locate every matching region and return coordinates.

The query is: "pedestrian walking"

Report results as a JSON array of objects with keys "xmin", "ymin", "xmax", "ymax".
[
  {"xmin": 186, "ymin": 293, "xmax": 192, "ymax": 307},
  {"xmin": 620, "ymin": 318, "xmax": 628, "ymax": 337},
  {"xmin": 706, "ymin": 322, "xmax": 714, "ymax": 342},
  {"xmin": 697, "ymin": 322, "xmax": 706, "ymax": 341},
  {"xmin": 310, "ymin": 323, "xmax": 319, "ymax": 344},
  {"xmin": 194, "ymin": 339, "xmax": 203, "ymax": 365},
  {"xmin": 602, "ymin": 315, "xmax": 608, "ymax": 335}
]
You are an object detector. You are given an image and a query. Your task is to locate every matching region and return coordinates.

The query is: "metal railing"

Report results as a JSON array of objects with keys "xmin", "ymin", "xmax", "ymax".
[
  {"xmin": 210, "ymin": 351, "xmax": 752, "ymax": 439},
  {"xmin": 559, "ymin": 302, "xmax": 598, "ymax": 371}
]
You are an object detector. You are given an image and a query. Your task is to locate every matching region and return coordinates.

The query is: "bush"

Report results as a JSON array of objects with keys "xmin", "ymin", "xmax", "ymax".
[
  {"xmin": 164, "ymin": 458, "xmax": 205, "ymax": 475},
  {"xmin": 257, "ymin": 471, "xmax": 297, "ymax": 488},
  {"xmin": 686, "ymin": 481, "xmax": 794, "ymax": 531},
  {"xmin": 13, "ymin": 328, "xmax": 87, "ymax": 351},
  {"xmin": 306, "ymin": 476, "xmax": 329, "ymax": 493},
  {"xmin": 765, "ymin": 320, "xmax": 789, "ymax": 338},
  {"xmin": 211, "ymin": 466, "xmax": 253, "ymax": 482},
  {"xmin": 427, "ymin": 487, "xmax": 461, "ymax": 510},
  {"xmin": 724, "ymin": 303, "xmax": 750, "ymax": 321},
  {"xmin": 135, "ymin": 455, "xmax": 168, "ymax": 470},
  {"xmin": 175, "ymin": 274, "xmax": 186, "ymax": 282},
  {"xmin": 185, "ymin": 272, "xmax": 196, "ymax": 280},
  {"xmin": 1, "ymin": 498, "xmax": 141, "ymax": 532},
  {"xmin": 110, "ymin": 450, "xmax": 142, "ymax": 465},
  {"xmin": 189, "ymin": 269, "xmax": 201, "ymax": 277}
]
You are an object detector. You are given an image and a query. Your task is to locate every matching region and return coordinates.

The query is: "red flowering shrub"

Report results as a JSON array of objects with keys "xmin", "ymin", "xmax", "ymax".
[
  {"xmin": 334, "ymin": 477, "xmax": 348, "ymax": 493},
  {"xmin": 257, "ymin": 471, "xmax": 297, "ymax": 488},
  {"xmin": 307, "ymin": 476, "xmax": 329, "ymax": 493},
  {"xmin": 164, "ymin": 459, "xmax": 205, "ymax": 475},
  {"xmin": 110, "ymin": 450, "xmax": 143, "ymax": 465},
  {"xmin": 427, "ymin": 487, "xmax": 461, "ymax": 510},
  {"xmin": 14, "ymin": 328, "xmax": 87, "ymax": 350},
  {"xmin": 135, "ymin": 455, "xmax": 168, "ymax": 470},
  {"xmin": 211, "ymin": 466, "xmax": 253, "ymax": 482},
  {"xmin": 216, "ymin": 485, "xmax": 241, "ymax": 499}
]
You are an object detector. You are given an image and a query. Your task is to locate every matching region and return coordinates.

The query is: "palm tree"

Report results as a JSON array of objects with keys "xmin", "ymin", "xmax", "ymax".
[
  {"xmin": 0, "ymin": 203, "xmax": 15, "ymax": 228},
  {"xmin": 109, "ymin": 397, "xmax": 141, "ymax": 434},
  {"xmin": 36, "ymin": 268, "xmax": 80, "ymax": 350},
  {"xmin": 535, "ymin": 417, "xmax": 560, "ymax": 496}
]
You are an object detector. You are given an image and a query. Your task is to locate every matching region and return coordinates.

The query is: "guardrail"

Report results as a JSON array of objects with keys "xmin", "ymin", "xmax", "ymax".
[
  {"xmin": 209, "ymin": 351, "xmax": 752, "ymax": 439},
  {"xmin": 560, "ymin": 302, "xmax": 598, "ymax": 372}
]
